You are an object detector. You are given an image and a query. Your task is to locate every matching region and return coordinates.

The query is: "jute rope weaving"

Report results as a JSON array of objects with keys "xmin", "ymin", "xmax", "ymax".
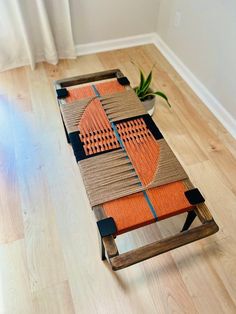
[
  {"xmin": 147, "ymin": 139, "xmax": 188, "ymax": 188},
  {"xmin": 59, "ymin": 80, "xmax": 188, "ymax": 207},
  {"xmin": 100, "ymin": 90, "xmax": 146, "ymax": 122},
  {"xmin": 79, "ymin": 149, "xmax": 143, "ymax": 206},
  {"xmin": 60, "ymin": 97, "xmax": 94, "ymax": 133}
]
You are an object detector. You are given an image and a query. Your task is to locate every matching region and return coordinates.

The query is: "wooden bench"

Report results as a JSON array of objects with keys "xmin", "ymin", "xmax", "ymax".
[{"xmin": 54, "ymin": 69, "xmax": 219, "ymax": 271}]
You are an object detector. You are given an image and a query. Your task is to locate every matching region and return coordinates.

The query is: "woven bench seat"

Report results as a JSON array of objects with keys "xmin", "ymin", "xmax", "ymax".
[
  {"xmin": 54, "ymin": 69, "xmax": 218, "ymax": 270},
  {"xmin": 102, "ymin": 182, "xmax": 193, "ymax": 235}
]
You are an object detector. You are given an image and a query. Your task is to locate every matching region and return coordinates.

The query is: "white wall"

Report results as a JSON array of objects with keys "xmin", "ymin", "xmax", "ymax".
[
  {"xmin": 70, "ymin": 0, "xmax": 160, "ymax": 44},
  {"xmin": 68, "ymin": 0, "xmax": 236, "ymax": 135},
  {"xmin": 156, "ymin": 0, "xmax": 236, "ymax": 120}
]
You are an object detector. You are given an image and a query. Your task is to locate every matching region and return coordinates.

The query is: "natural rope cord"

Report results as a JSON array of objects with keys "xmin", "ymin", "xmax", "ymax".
[
  {"xmin": 60, "ymin": 80, "xmax": 188, "ymax": 209},
  {"xmin": 100, "ymin": 89, "xmax": 146, "ymax": 122},
  {"xmin": 79, "ymin": 149, "xmax": 143, "ymax": 206}
]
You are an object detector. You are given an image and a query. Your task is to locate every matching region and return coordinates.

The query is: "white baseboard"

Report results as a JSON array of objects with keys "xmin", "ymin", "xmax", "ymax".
[
  {"xmin": 75, "ymin": 33, "xmax": 156, "ymax": 56},
  {"xmin": 153, "ymin": 34, "xmax": 236, "ymax": 139}
]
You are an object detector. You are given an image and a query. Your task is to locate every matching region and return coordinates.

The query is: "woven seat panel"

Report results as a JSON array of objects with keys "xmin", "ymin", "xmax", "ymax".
[
  {"xmin": 58, "ymin": 76, "xmax": 192, "ymax": 233},
  {"xmin": 67, "ymin": 85, "xmax": 95, "ymax": 103},
  {"xmin": 100, "ymin": 90, "xmax": 146, "ymax": 122},
  {"xmin": 103, "ymin": 181, "xmax": 193, "ymax": 235},
  {"xmin": 79, "ymin": 149, "xmax": 144, "ymax": 206},
  {"xmin": 66, "ymin": 80, "xmax": 125, "ymax": 103},
  {"xmin": 116, "ymin": 118, "xmax": 159, "ymax": 186},
  {"xmin": 95, "ymin": 80, "xmax": 125, "ymax": 95},
  {"xmin": 116, "ymin": 118, "xmax": 187, "ymax": 188},
  {"xmin": 79, "ymin": 128, "xmax": 120, "ymax": 156},
  {"xmin": 61, "ymin": 80, "xmax": 125, "ymax": 154},
  {"xmin": 103, "ymin": 191, "xmax": 156, "ymax": 235},
  {"xmin": 77, "ymin": 97, "xmax": 120, "ymax": 155}
]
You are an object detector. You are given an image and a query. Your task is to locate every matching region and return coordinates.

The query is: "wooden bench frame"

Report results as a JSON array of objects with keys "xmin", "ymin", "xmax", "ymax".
[
  {"xmin": 94, "ymin": 179, "xmax": 218, "ymax": 270},
  {"xmin": 54, "ymin": 69, "xmax": 219, "ymax": 271}
]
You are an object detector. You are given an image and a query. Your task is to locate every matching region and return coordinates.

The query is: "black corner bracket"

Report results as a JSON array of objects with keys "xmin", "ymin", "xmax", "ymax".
[
  {"xmin": 97, "ymin": 217, "xmax": 117, "ymax": 238},
  {"xmin": 68, "ymin": 131, "xmax": 87, "ymax": 162},
  {"xmin": 185, "ymin": 188, "xmax": 205, "ymax": 205},
  {"xmin": 56, "ymin": 88, "xmax": 69, "ymax": 99},
  {"xmin": 117, "ymin": 76, "xmax": 130, "ymax": 86},
  {"xmin": 114, "ymin": 114, "xmax": 163, "ymax": 141},
  {"xmin": 142, "ymin": 114, "xmax": 163, "ymax": 140}
]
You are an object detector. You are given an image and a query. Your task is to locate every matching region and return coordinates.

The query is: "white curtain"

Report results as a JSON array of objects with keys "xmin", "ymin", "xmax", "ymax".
[{"xmin": 0, "ymin": 0, "xmax": 76, "ymax": 71}]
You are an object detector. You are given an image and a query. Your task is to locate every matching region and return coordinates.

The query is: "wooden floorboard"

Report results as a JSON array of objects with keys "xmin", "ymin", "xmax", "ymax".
[{"xmin": 0, "ymin": 44, "xmax": 235, "ymax": 313}]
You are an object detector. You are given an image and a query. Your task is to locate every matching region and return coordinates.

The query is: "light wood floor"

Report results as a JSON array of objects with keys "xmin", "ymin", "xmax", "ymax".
[{"xmin": 0, "ymin": 44, "xmax": 235, "ymax": 314}]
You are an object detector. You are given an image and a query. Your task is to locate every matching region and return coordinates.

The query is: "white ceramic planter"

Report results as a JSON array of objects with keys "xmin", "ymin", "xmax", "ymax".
[{"xmin": 142, "ymin": 96, "xmax": 156, "ymax": 116}]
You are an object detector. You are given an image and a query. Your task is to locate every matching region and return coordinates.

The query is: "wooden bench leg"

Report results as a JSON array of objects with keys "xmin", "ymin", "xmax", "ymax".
[
  {"xmin": 94, "ymin": 199, "xmax": 218, "ymax": 271},
  {"xmin": 62, "ymin": 115, "xmax": 70, "ymax": 144},
  {"xmin": 181, "ymin": 210, "xmax": 197, "ymax": 232},
  {"xmin": 99, "ymin": 235, "xmax": 106, "ymax": 260},
  {"xmin": 94, "ymin": 205, "xmax": 119, "ymax": 262}
]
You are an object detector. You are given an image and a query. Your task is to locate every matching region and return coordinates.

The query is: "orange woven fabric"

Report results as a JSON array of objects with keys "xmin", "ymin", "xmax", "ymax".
[
  {"xmin": 78, "ymin": 98, "xmax": 111, "ymax": 133},
  {"xmin": 116, "ymin": 118, "xmax": 159, "ymax": 186},
  {"xmin": 79, "ymin": 99, "xmax": 119, "ymax": 155},
  {"xmin": 95, "ymin": 80, "xmax": 125, "ymax": 95},
  {"xmin": 66, "ymin": 79, "xmax": 125, "ymax": 103},
  {"xmin": 147, "ymin": 181, "xmax": 193, "ymax": 220},
  {"xmin": 102, "ymin": 192, "xmax": 156, "ymax": 235},
  {"xmin": 103, "ymin": 181, "xmax": 193, "ymax": 234},
  {"xmin": 66, "ymin": 81, "xmax": 125, "ymax": 155},
  {"xmin": 67, "ymin": 85, "xmax": 95, "ymax": 102}
]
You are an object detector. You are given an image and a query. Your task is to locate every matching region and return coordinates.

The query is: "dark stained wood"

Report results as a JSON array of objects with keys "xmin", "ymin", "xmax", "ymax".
[
  {"xmin": 103, "ymin": 236, "xmax": 119, "ymax": 258},
  {"xmin": 93, "ymin": 205, "xmax": 106, "ymax": 220},
  {"xmin": 195, "ymin": 203, "xmax": 213, "ymax": 223},
  {"xmin": 100, "ymin": 235, "xmax": 106, "ymax": 260},
  {"xmin": 183, "ymin": 179, "xmax": 213, "ymax": 222},
  {"xmin": 93, "ymin": 205, "xmax": 119, "ymax": 258},
  {"xmin": 55, "ymin": 69, "xmax": 125, "ymax": 88},
  {"xmin": 109, "ymin": 220, "xmax": 219, "ymax": 271}
]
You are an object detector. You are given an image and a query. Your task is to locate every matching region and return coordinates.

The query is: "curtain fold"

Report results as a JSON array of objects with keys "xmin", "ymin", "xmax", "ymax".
[{"xmin": 0, "ymin": 0, "xmax": 76, "ymax": 71}]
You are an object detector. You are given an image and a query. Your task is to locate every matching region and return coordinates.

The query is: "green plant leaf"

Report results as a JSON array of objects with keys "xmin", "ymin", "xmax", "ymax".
[
  {"xmin": 153, "ymin": 91, "xmax": 171, "ymax": 107},
  {"xmin": 131, "ymin": 60, "xmax": 145, "ymax": 93},
  {"xmin": 136, "ymin": 69, "xmax": 146, "ymax": 95},
  {"xmin": 139, "ymin": 70, "xmax": 152, "ymax": 96},
  {"xmin": 139, "ymin": 69, "xmax": 145, "ymax": 90},
  {"xmin": 131, "ymin": 61, "xmax": 171, "ymax": 108}
]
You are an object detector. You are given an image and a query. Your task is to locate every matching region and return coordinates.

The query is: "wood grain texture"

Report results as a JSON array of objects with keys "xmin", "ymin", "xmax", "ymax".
[
  {"xmin": 0, "ymin": 95, "xmax": 24, "ymax": 243},
  {"xmin": 32, "ymin": 281, "xmax": 75, "ymax": 314},
  {"xmin": 110, "ymin": 220, "xmax": 218, "ymax": 270},
  {"xmin": 0, "ymin": 240, "xmax": 33, "ymax": 313},
  {"xmin": 93, "ymin": 205, "xmax": 119, "ymax": 258},
  {"xmin": 0, "ymin": 45, "xmax": 235, "ymax": 313},
  {"xmin": 56, "ymin": 68, "xmax": 124, "ymax": 88}
]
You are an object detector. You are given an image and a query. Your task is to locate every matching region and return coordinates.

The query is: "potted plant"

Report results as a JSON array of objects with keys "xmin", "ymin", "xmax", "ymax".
[{"xmin": 133, "ymin": 65, "xmax": 171, "ymax": 116}]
